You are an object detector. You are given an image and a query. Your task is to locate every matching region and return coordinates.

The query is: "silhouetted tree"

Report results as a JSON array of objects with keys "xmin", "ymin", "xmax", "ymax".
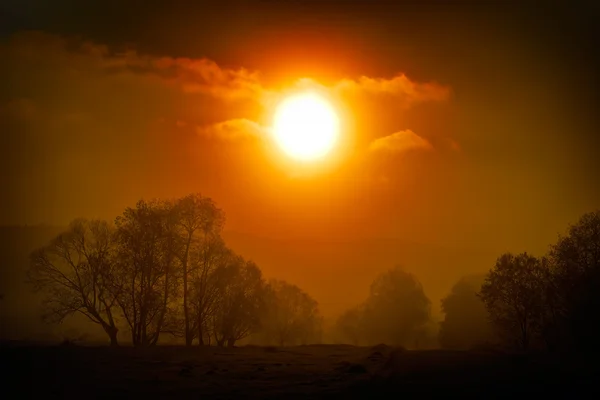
[
  {"xmin": 113, "ymin": 199, "xmax": 177, "ymax": 346},
  {"xmin": 174, "ymin": 193, "xmax": 225, "ymax": 346},
  {"xmin": 27, "ymin": 219, "xmax": 120, "ymax": 346},
  {"xmin": 479, "ymin": 253, "xmax": 548, "ymax": 350},
  {"xmin": 261, "ymin": 279, "xmax": 322, "ymax": 346},
  {"xmin": 188, "ymin": 234, "xmax": 231, "ymax": 345},
  {"xmin": 210, "ymin": 257, "xmax": 265, "ymax": 347},
  {"xmin": 439, "ymin": 275, "xmax": 495, "ymax": 349},
  {"xmin": 548, "ymin": 210, "xmax": 600, "ymax": 352}
]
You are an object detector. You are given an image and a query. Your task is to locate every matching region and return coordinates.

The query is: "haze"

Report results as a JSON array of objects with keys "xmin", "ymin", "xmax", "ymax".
[{"xmin": 1, "ymin": 0, "xmax": 599, "ymax": 329}]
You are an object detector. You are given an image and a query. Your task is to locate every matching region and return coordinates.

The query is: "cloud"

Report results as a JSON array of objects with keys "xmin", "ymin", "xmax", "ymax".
[
  {"xmin": 196, "ymin": 119, "xmax": 268, "ymax": 141},
  {"xmin": 3, "ymin": 31, "xmax": 449, "ymax": 109},
  {"xmin": 1, "ymin": 31, "xmax": 451, "ymax": 154},
  {"xmin": 149, "ymin": 57, "xmax": 265, "ymax": 100},
  {"xmin": 335, "ymin": 74, "xmax": 450, "ymax": 105},
  {"xmin": 2, "ymin": 31, "xmax": 265, "ymax": 102},
  {"xmin": 369, "ymin": 130, "xmax": 433, "ymax": 154}
]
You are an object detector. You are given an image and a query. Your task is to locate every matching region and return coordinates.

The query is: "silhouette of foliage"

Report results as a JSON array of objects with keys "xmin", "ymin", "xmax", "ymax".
[
  {"xmin": 479, "ymin": 253, "xmax": 548, "ymax": 350},
  {"xmin": 439, "ymin": 275, "xmax": 495, "ymax": 349},
  {"xmin": 547, "ymin": 210, "xmax": 600, "ymax": 352}
]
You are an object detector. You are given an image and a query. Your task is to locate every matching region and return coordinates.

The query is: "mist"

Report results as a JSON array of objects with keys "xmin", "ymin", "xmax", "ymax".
[{"xmin": 2, "ymin": 1, "xmax": 599, "ymax": 398}]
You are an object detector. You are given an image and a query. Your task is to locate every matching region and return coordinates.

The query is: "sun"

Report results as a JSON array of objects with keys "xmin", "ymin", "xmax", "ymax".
[{"xmin": 272, "ymin": 92, "xmax": 340, "ymax": 161}]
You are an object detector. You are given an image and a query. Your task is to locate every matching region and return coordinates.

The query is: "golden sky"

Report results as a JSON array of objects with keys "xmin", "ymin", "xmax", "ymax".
[{"xmin": 1, "ymin": 1, "xmax": 599, "ymax": 317}]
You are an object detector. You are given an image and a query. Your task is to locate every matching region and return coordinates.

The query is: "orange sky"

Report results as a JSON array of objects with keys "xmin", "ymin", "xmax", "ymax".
[{"xmin": 1, "ymin": 1, "xmax": 599, "ymax": 318}]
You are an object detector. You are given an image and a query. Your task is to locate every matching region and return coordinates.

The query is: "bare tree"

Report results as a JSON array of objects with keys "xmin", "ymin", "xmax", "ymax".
[
  {"xmin": 174, "ymin": 193, "xmax": 225, "ymax": 346},
  {"xmin": 479, "ymin": 252, "xmax": 547, "ymax": 350},
  {"xmin": 27, "ymin": 219, "xmax": 120, "ymax": 346},
  {"xmin": 189, "ymin": 234, "xmax": 231, "ymax": 345},
  {"xmin": 114, "ymin": 199, "xmax": 176, "ymax": 346}
]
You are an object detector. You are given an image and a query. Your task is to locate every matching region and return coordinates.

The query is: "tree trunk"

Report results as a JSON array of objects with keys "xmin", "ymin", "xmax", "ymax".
[
  {"xmin": 197, "ymin": 313, "xmax": 204, "ymax": 345},
  {"xmin": 184, "ymin": 276, "xmax": 191, "ymax": 346},
  {"xmin": 183, "ymin": 235, "xmax": 192, "ymax": 346},
  {"xmin": 132, "ymin": 322, "xmax": 139, "ymax": 346},
  {"xmin": 153, "ymin": 264, "xmax": 170, "ymax": 346},
  {"xmin": 105, "ymin": 326, "xmax": 119, "ymax": 347},
  {"xmin": 227, "ymin": 338, "xmax": 236, "ymax": 348}
]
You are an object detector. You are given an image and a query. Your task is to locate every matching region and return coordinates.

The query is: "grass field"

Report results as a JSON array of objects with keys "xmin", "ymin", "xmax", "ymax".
[{"xmin": 2, "ymin": 343, "xmax": 597, "ymax": 398}]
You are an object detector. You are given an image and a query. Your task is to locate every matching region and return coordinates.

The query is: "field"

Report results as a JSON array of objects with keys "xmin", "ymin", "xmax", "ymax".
[{"xmin": 2, "ymin": 343, "xmax": 597, "ymax": 398}]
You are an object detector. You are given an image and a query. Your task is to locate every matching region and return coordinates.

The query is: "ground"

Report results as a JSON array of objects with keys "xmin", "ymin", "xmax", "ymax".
[{"xmin": 2, "ymin": 343, "xmax": 598, "ymax": 398}]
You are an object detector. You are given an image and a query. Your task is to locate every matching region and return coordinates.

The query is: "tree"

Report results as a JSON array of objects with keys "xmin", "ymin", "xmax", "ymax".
[
  {"xmin": 113, "ymin": 199, "xmax": 177, "ymax": 346},
  {"xmin": 262, "ymin": 280, "xmax": 322, "ymax": 346},
  {"xmin": 439, "ymin": 275, "xmax": 495, "ymax": 349},
  {"xmin": 362, "ymin": 267, "xmax": 431, "ymax": 346},
  {"xmin": 334, "ymin": 305, "xmax": 365, "ymax": 345},
  {"xmin": 27, "ymin": 219, "xmax": 120, "ymax": 346},
  {"xmin": 210, "ymin": 257, "xmax": 265, "ymax": 347},
  {"xmin": 174, "ymin": 193, "xmax": 225, "ymax": 346},
  {"xmin": 479, "ymin": 253, "xmax": 547, "ymax": 350},
  {"xmin": 335, "ymin": 267, "xmax": 431, "ymax": 347},
  {"xmin": 334, "ymin": 267, "xmax": 431, "ymax": 347},
  {"xmin": 188, "ymin": 234, "xmax": 231, "ymax": 345},
  {"xmin": 548, "ymin": 210, "xmax": 600, "ymax": 351}
]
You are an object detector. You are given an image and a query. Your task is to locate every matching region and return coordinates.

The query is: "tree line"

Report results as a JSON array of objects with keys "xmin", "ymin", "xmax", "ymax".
[
  {"xmin": 333, "ymin": 210, "xmax": 600, "ymax": 353},
  {"xmin": 28, "ymin": 195, "xmax": 600, "ymax": 352},
  {"xmin": 27, "ymin": 194, "xmax": 322, "ymax": 347},
  {"xmin": 434, "ymin": 210, "xmax": 600, "ymax": 352},
  {"xmin": 476, "ymin": 210, "xmax": 600, "ymax": 352}
]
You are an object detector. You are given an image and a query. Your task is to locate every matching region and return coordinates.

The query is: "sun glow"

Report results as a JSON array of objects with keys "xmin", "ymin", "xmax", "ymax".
[{"xmin": 272, "ymin": 92, "xmax": 340, "ymax": 161}]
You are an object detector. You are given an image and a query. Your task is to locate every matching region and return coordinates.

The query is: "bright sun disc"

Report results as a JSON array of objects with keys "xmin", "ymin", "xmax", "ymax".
[{"xmin": 272, "ymin": 92, "xmax": 339, "ymax": 161}]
